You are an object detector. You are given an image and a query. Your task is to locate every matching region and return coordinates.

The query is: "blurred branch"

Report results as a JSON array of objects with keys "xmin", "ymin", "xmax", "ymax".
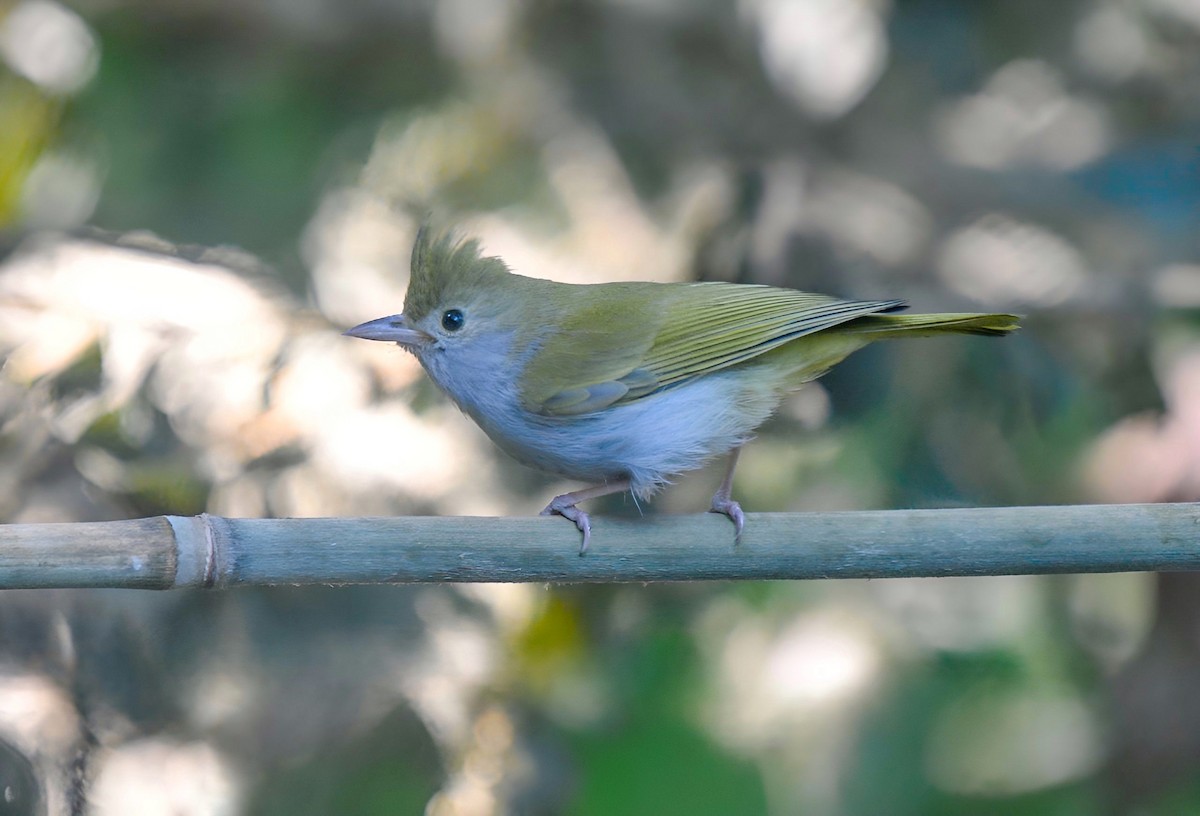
[{"xmin": 1, "ymin": 504, "xmax": 1198, "ymax": 588}]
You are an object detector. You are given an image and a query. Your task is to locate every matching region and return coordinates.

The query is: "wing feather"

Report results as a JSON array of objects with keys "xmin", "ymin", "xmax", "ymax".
[
  {"xmin": 521, "ymin": 281, "xmax": 903, "ymax": 416},
  {"xmin": 642, "ymin": 285, "xmax": 902, "ymax": 388}
]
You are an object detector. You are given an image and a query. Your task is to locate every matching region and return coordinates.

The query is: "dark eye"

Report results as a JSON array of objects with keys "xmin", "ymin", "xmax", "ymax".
[{"xmin": 441, "ymin": 309, "xmax": 465, "ymax": 332}]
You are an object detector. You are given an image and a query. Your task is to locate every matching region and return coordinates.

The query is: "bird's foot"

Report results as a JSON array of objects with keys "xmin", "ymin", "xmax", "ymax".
[
  {"xmin": 541, "ymin": 497, "xmax": 592, "ymax": 555},
  {"xmin": 539, "ymin": 479, "xmax": 631, "ymax": 555},
  {"xmin": 709, "ymin": 496, "xmax": 745, "ymax": 543}
]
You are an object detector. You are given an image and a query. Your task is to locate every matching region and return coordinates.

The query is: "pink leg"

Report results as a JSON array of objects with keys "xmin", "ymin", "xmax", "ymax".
[
  {"xmin": 541, "ymin": 478, "xmax": 631, "ymax": 554},
  {"xmin": 709, "ymin": 446, "xmax": 745, "ymax": 541}
]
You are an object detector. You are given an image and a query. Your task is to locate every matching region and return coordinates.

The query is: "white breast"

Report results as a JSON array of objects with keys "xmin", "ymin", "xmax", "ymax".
[{"xmin": 418, "ymin": 334, "xmax": 782, "ymax": 497}]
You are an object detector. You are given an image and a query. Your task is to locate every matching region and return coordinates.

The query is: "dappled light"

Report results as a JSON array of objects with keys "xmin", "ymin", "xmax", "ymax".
[
  {"xmin": 1084, "ymin": 347, "xmax": 1200, "ymax": 503},
  {"xmin": 90, "ymin": 738, "xmax": 241, "ymax": 816},
  {"xmin": 745, "ymin": 0, "xmax": 887, "ymax": 118},
  {"xmin": 925, "ymin": 688, "xmax": 1104, "ymax": 796},
  {"xmin": 0, "ymin": 0, "xmax": 1197, "ymax": 813},
  {"xmin": 698, "ymin": 601, "xmax": 882, "ymax": 750},
  {"xmin": 936, "ymin": 215, "xmax": 1088, "ymax": 307},
  {"xmin": 0, "ymin": 1, "xmax": 97, "ymax": 95},
  {"xmin": 934, "ymin": 59, "xmax": 1110, "ymax": 171}
]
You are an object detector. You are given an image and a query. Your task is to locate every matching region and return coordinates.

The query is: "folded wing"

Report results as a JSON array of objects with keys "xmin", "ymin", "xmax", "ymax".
[{"xmin": 521, "ymin": 282, "xmax": 904, "ymax": 416}]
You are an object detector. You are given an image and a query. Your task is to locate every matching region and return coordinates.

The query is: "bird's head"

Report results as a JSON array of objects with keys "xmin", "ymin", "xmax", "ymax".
[{"xmin": 343, "ymin": 225, "xmax": 530, "ymax": 354}]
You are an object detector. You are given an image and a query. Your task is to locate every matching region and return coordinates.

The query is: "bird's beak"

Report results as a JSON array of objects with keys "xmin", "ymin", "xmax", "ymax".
[{"xmin": 342, "ymin": 314, "xmax": 432, "ymax": 347}]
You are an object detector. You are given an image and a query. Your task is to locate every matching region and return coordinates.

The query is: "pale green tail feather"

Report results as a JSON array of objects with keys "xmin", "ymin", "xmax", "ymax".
[
  {"xmin": 754, "ymin": 310, "xmax": 1019, "ymax": 388},
  {"xmin": 840, "ymin": 312, "xmax": 1020, "ymax": 338}
]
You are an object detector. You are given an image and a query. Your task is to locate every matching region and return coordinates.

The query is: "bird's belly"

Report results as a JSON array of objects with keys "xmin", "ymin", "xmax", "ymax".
[{"xmin": 468, "ymin": 372, "xmax": 783, "ymax": 498}]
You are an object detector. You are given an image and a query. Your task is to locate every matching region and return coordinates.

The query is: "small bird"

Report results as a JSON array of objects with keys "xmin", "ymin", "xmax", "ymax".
[{"xmin": 345, "ymin": 227, "xmax": 1018, "ymax": 552}]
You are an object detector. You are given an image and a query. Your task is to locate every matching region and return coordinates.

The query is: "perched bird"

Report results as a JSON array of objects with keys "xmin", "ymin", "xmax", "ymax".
[{"xmin": 345, "ymin": 227, "xmax": 1019, "ymax": 552}]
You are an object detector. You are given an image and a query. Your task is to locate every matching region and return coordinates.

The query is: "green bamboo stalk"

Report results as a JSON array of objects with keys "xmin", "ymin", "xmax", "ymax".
[{"xmin": 0, "ymin": 504, "xmax": 1197, "ymax": 589}]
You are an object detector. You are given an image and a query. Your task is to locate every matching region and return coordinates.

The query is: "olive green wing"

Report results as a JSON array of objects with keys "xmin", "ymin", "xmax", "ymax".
[
  {"xmin": 640, "ymin": 284, "xmax": 903, "ymax": 388},
  {"xmin": 520, "ymin": 281, "xmax": 903, "ymax": 417}
]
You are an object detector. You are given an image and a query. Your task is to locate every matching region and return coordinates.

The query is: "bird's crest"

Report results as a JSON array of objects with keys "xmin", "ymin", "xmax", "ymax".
[{"xmin": 403, "ymin": 225, "xmax": 511, "ymax": 320}]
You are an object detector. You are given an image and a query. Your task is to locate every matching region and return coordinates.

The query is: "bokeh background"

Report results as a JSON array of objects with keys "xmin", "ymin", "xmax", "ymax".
[{"xmin": 1, "ymin": 0, "xmax": 1199, "ymax": 813}]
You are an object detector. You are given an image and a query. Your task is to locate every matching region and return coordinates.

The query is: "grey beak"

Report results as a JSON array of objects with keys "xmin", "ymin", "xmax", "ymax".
[{"xmin": 342, "ymin": 314, "xmax": 431, "ymax": 346}]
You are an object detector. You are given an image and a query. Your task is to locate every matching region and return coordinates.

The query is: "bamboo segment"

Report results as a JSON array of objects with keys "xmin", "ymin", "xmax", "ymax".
[
  {"xmin": 0, "ymin": 517, "xmax": 176, "ymax": 589},
  {"xmin": 0, "ymin": 504, "xmax": 1197, "ymax": 589}
]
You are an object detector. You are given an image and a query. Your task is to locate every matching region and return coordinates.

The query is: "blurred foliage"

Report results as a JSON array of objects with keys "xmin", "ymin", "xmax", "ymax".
[{"xmin": 2, "ymin": 0, "xmax": 1200, "ymax": 814}]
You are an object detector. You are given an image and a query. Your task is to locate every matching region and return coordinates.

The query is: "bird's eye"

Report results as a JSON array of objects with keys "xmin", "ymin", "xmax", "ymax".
[{"xmin": 441, "ymin": 309, "xmax": 465, "ymax": 332}]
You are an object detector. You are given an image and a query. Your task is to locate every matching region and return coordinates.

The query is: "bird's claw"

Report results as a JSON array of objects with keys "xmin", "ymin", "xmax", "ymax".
[
  {"xmin": 709, "ymin": 497, "xmax": 745, "ymax": 543},
  {"xmin": 541, "ymin": 500, "xmax": 592, "ymax": 555}
]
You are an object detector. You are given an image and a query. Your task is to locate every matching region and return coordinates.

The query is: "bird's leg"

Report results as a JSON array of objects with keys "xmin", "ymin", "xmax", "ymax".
[
  {"xmin": 709, "ymin": 446, "xmax": 746, "ymax": 542},
  {"xmin": 541, "ymin": 478, "xmax": 632, "ymax": 555}
]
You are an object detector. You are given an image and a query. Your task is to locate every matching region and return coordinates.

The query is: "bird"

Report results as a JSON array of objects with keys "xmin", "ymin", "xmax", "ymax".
[{"xmin": 344, "ymin": 226, "xmax": 1019, "ymax": 553}]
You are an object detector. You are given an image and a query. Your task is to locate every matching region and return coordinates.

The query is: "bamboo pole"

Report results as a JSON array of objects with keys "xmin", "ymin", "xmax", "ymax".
[{"xmin": 0, "ymin": 503, "xmax": 1198, "ymax": 589}]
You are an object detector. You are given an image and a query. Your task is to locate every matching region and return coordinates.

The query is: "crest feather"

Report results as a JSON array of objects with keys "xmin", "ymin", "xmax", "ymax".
[{"xmin": 403, "ymin": 225, "xmax": 511, "ymax": 320}]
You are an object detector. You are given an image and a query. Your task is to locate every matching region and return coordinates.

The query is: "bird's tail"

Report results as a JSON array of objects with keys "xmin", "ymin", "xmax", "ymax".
[{"xmin": 840, "ymin": 311, "xmax": 1020, "ymax": 338}]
